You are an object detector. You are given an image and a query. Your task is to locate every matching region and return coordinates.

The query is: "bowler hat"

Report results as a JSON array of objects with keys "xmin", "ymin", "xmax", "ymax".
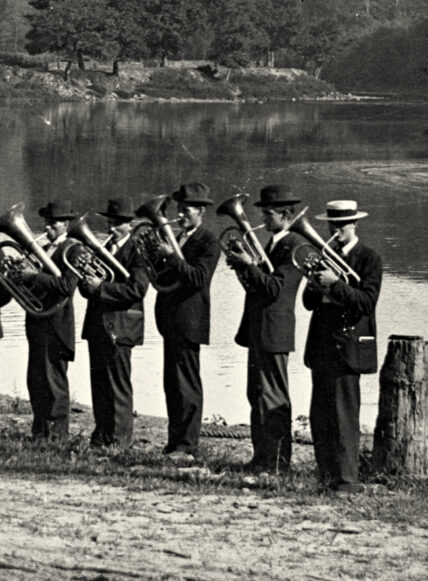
[
  {"xmin": 316, "ymin": 200, "xmax": 368, "ymax": 221},
  {"xmin": 172, "ymin": 182, "xmax": 214, "ymax": 206},
  {"xmin": 254, "ymin": 184, "xmax": 301, "ymax": 207},
  {"xmin": 98, "ymin": 197, "xmax": 135, "ymax": 221},
  {"xmin": 39, "ymin": 200, "xmax": 77, "ymax": 221}
]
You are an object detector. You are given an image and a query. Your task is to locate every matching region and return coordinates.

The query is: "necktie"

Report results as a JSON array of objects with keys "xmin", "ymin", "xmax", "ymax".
[
  {"xmin": 266, "ymin": 237, "xmax": 275, "ymax": 254},
  {"xmin": 178, "ymin": 231, "xmax": 188, "ymax": 248}
]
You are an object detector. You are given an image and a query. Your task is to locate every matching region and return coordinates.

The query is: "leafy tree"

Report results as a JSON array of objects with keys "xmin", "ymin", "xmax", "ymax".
[
  {"xmin": 0, "ymin": 0, "xmax": 30, "ymax": 52},
  {"xmin": 257, "ymin": 0, "xmax": 303, "ymax": 67},
  {"xmin": 26, "ymin": 0, "xmax": 119, "ymax": 77},
  {"xmin": 208, "ymin": 0, "xmax": 268, "ymax": 67},
  {"xmin": 142, "ymin": 0, "xmax": 204, "ymax": 66}
]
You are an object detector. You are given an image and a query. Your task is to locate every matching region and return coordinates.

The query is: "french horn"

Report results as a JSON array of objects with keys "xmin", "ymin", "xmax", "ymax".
[{"xmin": 0, "ymin": 201, "xmax": 68, "ymax": 317}]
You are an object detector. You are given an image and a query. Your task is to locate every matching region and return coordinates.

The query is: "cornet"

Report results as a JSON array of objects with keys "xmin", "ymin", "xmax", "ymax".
[
  {"xmin": 216, "ymin": 193, "xmax": 274, "ymax": 274},
  {"xmin": 63, "ymin": 213, "xmax": 130, "ymax": 282},
  {"xmin": 0, "ymin": 201, "xmax": 68, "ymax": 317},
  {"xmin": 287, "ymin": 206, "xmax": 360, "ymax": 293},
  {"xmin": 132, "ymin": 195, "xmax": 183, "ymax": 293}
]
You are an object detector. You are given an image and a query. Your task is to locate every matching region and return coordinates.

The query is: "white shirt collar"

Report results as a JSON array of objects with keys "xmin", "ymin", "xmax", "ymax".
[
  {"xmin": 270, "ymin": 229, "xmax": 289, "ymax": 250},
  {"xmin": 341, "ymin": 236, "xmax": 358, "ymax": 256}
]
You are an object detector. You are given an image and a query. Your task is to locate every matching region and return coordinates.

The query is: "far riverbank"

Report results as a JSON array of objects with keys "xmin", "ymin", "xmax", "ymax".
[{"xmin": 0, "ymin": 63, "xmax": 368, "ymax": 103}]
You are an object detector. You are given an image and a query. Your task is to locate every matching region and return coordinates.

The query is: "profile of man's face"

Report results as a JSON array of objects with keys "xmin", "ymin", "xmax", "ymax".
[{"xmin": 44, "ymin": 219, "xmax": 69, "ymax": 241}]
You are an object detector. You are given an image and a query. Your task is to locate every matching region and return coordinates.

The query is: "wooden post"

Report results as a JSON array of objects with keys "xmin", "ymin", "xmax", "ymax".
[{"xmin": 373, "ymin": 335, "xmax": 428, "ymax": 475}]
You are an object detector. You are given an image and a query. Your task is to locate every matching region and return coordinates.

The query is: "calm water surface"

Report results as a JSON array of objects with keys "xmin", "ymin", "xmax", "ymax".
[{"xmin": 0, "ymin": 100, "xmax": 427, "ymax": 428}]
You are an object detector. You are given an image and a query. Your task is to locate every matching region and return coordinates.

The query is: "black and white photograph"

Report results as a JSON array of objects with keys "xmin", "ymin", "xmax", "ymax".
[{"xmin": 0, "ymin": 1, "xmax": 427, "ymax": 579}]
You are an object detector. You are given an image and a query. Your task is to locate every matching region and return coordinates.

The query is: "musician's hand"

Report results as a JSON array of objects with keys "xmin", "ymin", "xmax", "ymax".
[
  {"xmin": 315, "ymin": 266, "xmax": 339, "ymax": 287},
  {"xmin": 157, "ymin": 241, "xmax": 174, "ymax": 258},
  {"xmin": 226, "ymin": 248, "xmax": 254, "ymax": 270},
  {"xmin": 9, "ymin": 267, "xmax": 36, "ymax": 285},
  {"xmin": 81, "ymin": 274, "xmax": 102, "ymax": 294}
]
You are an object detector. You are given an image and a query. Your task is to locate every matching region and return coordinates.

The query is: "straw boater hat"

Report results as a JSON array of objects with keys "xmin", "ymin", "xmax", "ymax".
[
  {"xmin": 253, "ymin": 184, "xmax": 301, "ymax": 207},
  {"xmin": 38, "ymin": 200, "xmax": 77, "ymax": 221},
  {"xmin": 172, "ymin": 182, "xmax": 214, "ymax": 206},
  {"xmin": 97, "ymin": 197, "xmax": 135, "ymax": 221},
  {"xmin": 315, "ymin": 200, "xmax": 368, "ymax": 221}
]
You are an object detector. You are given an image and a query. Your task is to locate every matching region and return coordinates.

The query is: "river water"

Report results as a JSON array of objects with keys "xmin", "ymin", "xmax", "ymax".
[{"xmin": 0, "ymin": 100, "xmax": 427, "ymax": 429}]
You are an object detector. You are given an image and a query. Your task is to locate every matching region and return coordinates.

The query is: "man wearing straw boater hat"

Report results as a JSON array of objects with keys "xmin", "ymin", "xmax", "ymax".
[
  {"xmin": 138, "ymin": 182, "xmax": 220, "ymax": 463},
  {"xmin": 303, "ymin": 200, "xmax": 382, "ymax": 493},
  {"xmin": 227, "ymin": 184, "xmax": 305, "ymax": 474},
  {"xmin": 14, "ymin": 200, "xmax": 79, "ymax": 441},
  {"xmin": 80, "ymin": 197, "xmax": 148, "ymax": 448}
]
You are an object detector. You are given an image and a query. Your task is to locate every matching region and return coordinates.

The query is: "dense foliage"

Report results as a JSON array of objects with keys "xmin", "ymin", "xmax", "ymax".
[{"xmin": 0, "ymin": 1, "xmax": 427, "ymax": 90}]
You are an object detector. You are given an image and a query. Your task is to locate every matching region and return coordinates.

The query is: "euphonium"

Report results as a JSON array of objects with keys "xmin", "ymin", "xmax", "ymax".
[
  {"xmin": 63, "ymin": 213, "xmax": 130, "ymax": 282},
  {"xmin": 216, "ymin": 193, "xmax": 274, "ymax": 274},
  {"xmin": 287, "ymin": 206, "xmax": 361, "ymax": 292},
  {"xmin": 132, "ymin": 195, "xmax": 183, "ymax": 292},
  {"xmin": 0, "ymin": 201, "xmax": 68, "ymax": 317}
]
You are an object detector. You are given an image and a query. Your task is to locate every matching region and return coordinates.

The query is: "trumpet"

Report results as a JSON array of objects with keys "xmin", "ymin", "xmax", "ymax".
[
  {"xmin": 288, "ymin": 206, "xmax": 360, "ymax": 292},
  {"xmin": 132, "ymin": 195, "xmax": 183, "ymax": 293},
  {"xmin": 63, "ymin": 213, "xmax": 130, "ymax": 282},
  {"xmin": 0, "ymin": 201, "xmax": 68, "ymax": 317},
  {"xmin": 216, "ymin": 193, "xmax": 274, "ymax": 274}
]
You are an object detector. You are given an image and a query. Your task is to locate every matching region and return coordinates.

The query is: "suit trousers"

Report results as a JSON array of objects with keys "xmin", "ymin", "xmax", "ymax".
[
  {"xmin": 247, "ymin": 346, "xmax": 291, "ymax": 469},
  {"xmin": 88, "ymin": 335, "xmax": 133, "ymax": 447},
  {"xmin": 310, "ymin": 370, "xmax": 361, "ymax": 487},
  {"xmin": 163, "ymin": 332, "xmax": 202, "ymax": 454},
  {"xmin": 27, "ymin": 334, "xmax": 69, "ymax": 438}
]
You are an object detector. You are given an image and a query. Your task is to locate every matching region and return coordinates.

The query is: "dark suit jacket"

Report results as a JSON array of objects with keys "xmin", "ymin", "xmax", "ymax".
[
  {"xmin": 155, "ymin": 225, "xmax": 220, "ymax": 345},
  {"xmin": 235, "ymin": 232, "xmax": 305, "ymax": 353},
  {"xmin": 0, "ymin": 285, "xmax": 12, "ymax": 339},
  {"xmin": 303, "ymin": 241, "xmax": 382, "ymax": 374},
  {"xmin": 82, "ymin": 237, "xmax": 148, "ymax": 347},
  {"xmin": 25, "ymin": 238, "xmax": 78, "ymax": 360}
]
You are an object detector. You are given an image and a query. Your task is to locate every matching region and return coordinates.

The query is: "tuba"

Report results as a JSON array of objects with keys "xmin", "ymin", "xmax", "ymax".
[
  {"xmin": 63, "ymin": 213, "xmax": 130, "ymax": 282},
  {"xmin": 0, "ymin": 201, "xmax": 68, "ymax": 317},
  {"xmin": 287, "ymin": 206, "xmax": 361, "ymax": 292},
  {"xmin": 132, "ymin": 195, "xmax": 183, "ymax": 292},
  {"xmin": 216, "ymin": 193, "xmax": 274, "ymax": 274}
]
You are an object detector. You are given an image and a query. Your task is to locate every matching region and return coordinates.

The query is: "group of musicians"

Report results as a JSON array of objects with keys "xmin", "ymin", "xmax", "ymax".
[{"xmin": 1, "ymin": 182, "xmax": 382, "ymax": 494}]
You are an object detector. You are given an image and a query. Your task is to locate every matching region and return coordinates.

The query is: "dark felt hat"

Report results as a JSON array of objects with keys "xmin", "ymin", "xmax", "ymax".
[
  {"xmin": 172, "ymin": 182, "xmax": 214, "ymax": 206},
  {"xmin": 38, "ymin": 200, "xmax": 77, "ymax": 220},
  {"xmin": 254, "ymin": 184, "xmax": 301, "ymax": 207},
  {"xmin": 97, "ymin": 197, "xmax": 135, "ymax": 221}
]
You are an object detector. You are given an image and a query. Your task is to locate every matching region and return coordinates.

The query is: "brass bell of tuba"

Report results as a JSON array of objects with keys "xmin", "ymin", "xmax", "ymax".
[
  {"xmin": 287, "ymin": 206, "xmax": 361, "ymax": 292},
  {"xmin": 132, "ymin": 194, "xmax": 183, "ymax": 292},
  {"xmin": 0, "ymin": 201, "xmax": 68, "ymax": 317},
  {"xmin": 63, "ymin": 213, "xmax": 130, "ymax": 282},
  {"xmin": 216, "ymin": 193, "xmax": 274, "ymax": 274}
]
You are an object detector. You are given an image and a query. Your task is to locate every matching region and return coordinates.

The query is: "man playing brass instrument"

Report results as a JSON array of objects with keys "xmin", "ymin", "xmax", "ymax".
[
  {"xmin": 227, "ymin": 184, "xmax": 304, "ymax": 473},
  {"xmin": 136, "ymin": 183, "xmax": 220, "ymax": 463},
  {"xmin": 12, "ymin": 200, "xmax": 79, "ymax": 441},
  {"xmin": 303, "ymin": 200, "xmax": 382, "ymax": 493},
  {"xmin": 79, "ymin": 197, "xmax": 148, "ymax": 448}
]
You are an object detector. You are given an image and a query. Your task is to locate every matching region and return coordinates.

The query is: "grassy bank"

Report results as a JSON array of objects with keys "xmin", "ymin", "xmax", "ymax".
[
  {"xmin": 0, "ymin": 62, "xmax": 340, "ymax": 103},
  {"xmin": 0, "ymin": 394, "xmax": 427, "ymax": 517}
]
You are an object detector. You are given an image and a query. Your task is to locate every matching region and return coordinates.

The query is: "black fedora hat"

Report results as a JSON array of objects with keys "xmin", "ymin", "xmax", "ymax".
[
  {"xmin": 98, "ymin": 197, "xmax": 135, "ymax": 221},
  {"xmin": 254, "ymin": 184, "xmax": 301, "ymax": 207},
  {"xmin": 172, "ymin": 182, "xmax": 214, "ymax": 206},
  {"xmin": 39, "ymin": 200, "xmax": 77, "ymax": 220}
]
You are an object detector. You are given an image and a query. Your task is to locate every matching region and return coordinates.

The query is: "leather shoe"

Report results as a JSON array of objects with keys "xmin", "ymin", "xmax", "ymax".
[{"xmin": 165, "ymin": 450, "xmax": 195, "ymax": 464}]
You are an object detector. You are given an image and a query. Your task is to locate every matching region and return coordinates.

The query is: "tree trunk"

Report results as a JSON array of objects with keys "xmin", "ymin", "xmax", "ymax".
[
  {"xmin": 63, "ymin": 60, "xmax": 73, "ymax": 81},
  {"xmin": 77, "ymin": 49, "xmax": 85, "ymax": 70},
  {"xmin": 267, "ymin": 50, "xmax": 275, "ymax": 68},
  {"xmin": 112, "ymin": 60, "xmax": 119, "ymax": 76},
  {"xmin": 373, "ymin": 335, "xmax": 428, "ymax": 475}
]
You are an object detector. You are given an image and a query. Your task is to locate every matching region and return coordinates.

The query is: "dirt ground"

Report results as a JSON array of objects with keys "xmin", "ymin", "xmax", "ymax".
[{"xmin": 1, "ymin": 472, "xmax": 427, "ymax": 581}]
